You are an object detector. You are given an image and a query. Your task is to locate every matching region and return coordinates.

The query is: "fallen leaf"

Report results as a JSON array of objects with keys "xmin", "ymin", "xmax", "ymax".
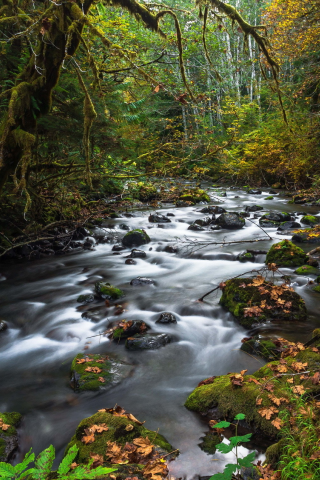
[
  {"xmin": 291, "ymin": 362, "xmax": 308, "ymax": 372},
  {"xmin": 258, "ymin": 407, "xmax": 279, "ymax": 420},
  {"xmin": 198, "ymin": 376, "xmax": 216, "ymax": 387},
  {"xmin": 292, "ymin": 385, "xmax": 305, "ymax": 395},
  {"xmin": 81, "ymin": 434, "xmax": 95, "ymax": 444},
  {"xmin": 91, "ymin": 423, "xmax": 109, "ymax": 433},
  {"xmin": 133, "ymin": 437, "xmax": 153, "ymax": 456},
  {"xmin": 287, "ymin": 378, "xmax": 294, "ymax": 384},
  {"xmin": 0, "ymin": 419, "xmax": 10, "ymax": 431},
  {"xmin": 85, "ymin": 367, "xmax": 103, "ymax": 374},
  {"xmin": 312, "ymin": 371, "xmax": 320, "ymax": 385},
  {"xmin": 240, "ymin": 369, "xmax": 248, "ymax": 376},
  {"xmin": 256, "ymin": 398, "xmax": 263, "ymax": 405},
  {"xmin": 90, "ymin": 453, "xmax": 104, "ymax": 467},
  {"xmin": 271, "ymin": 417, "xmax": 282, "ymax": 430},
  {"xmin": 143, "ymin": 459, "xmax": 168, "ymax": 480},
  {"xmin": 126, "ymin": 413, "xmax": 145, "ymax": 425},
  {"xmin": 98, "ymin": 377, "xmax": 105, "ymax": 383},
  {"xmin": 70, "ymin": 462, "xmax": 78, "ymax": 470},
  {"xmin": 248, "ymin": 377, "xmax": 261, "ymax": 385}
]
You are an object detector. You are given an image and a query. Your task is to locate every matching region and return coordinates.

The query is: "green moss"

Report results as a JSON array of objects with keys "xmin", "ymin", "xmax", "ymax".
[
  {"xmin": 94, "ymin": 282, "xmax": 124, "ymax": 300},
  {"xmin": 313, "ymin": 286, "xmax": 320, "ymax": 293},
  {"xmin": 264, "ymin": 196, "xmax": 274, "ymax": 200},
  {"xmin": 122, "ymin": 229, "xmax": 150, "ymax": 247},
  {"xmin": 265, "ymin": 439, "xmax": 287, "ymax": 468},
  {"xmin": 295, "ymin": 265, "xmax": 319, "ymax": 275},
  {"xmin": 0, "ymin": 438, "xmax": 6, "ymax": 458},
  {"xmin": 301, "ymin": 215, "xmax": 318, "ymax": 226},
  {"xmin": 179, "ymin": 188, "xmax": 210, "ymax": 204},
  {"xmin": 65, "ymin": 411, "xmax": 172, "ymax": 464},
  {"xmin": 0, "ymin": 412, "xmax": 21, "ymax": 437},
  {"xmin": 219, "ymin": 277, "xmax": 307, "ymax": 328},
  {"xmin": 265, "ymin": 240, "xmax": 308, "ymax": 267},
  {"xmin": 136, "ymin": 182, "xmax": 157, "ymax": 202},
  {"xmin": 70, "ymin": 354, "xmax": 113, "ymax": 391},
  {"xmin": 241, "ymin": 337, "xmax": 279, "ymax": 360}
]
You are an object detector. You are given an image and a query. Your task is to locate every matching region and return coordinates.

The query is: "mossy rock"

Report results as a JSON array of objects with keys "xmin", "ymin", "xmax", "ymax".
[
  {"xmin": 313, "ymin": 286, "xmax": 320, "ymax": 293},
  {"xmin": 185, "ymin": 347, "xmax": 320, "ymax": 441},
  {"xmin": 137, "ymin": 183, "xmax": 157, "ymax": 202},
  {"xmin": 122, "ymin": 229, "xmax": 150, "ymax": 247},
  {"xmin": 295, "ymin": 265, "xmax": 319, "ymax": 275},
  {"xmin": 65, "ymin": 411, "xmax": 172, "ymax": 464},
  {"xmin": 219, "ymin": 277, "xmax": 307, "ymax": 328},
  {"xmin": 70, "ymin": 354, "xmax": 132, "ymax": 392},
  {"xmin": 301, "ymin": 215, "xmax": 319, "ymax": 226},
  {"xmin": 241, "ymin": 337, "xmax": 280, "ymax": 360},
  {"xmin": 0, "ymin": 412, "xmax": 22, "ymax": 462},
  {"xmin": 178, "ymin": 188, "xmax": 210, "ymax": 204},
  {"xmin": 112, "ymin": 320, "xmax": 150, "ymax": 340},
  {"xmin": 237, "ymin": 251, "xmax": 254, "ymax": 262},
  {"xmin": 95, "ymin": 282, "xmax": 124, "ymax": 300},
  {"xmin": 264, "ymin": 196, "xmax": 274, "ymax": 200},
  {"xmin": 265, "ymin": 240, "xmax": 308, "ymax": 267},
  {"xmin": 292, "ymin": 226, "xmax": 320, "ymax": 243}
]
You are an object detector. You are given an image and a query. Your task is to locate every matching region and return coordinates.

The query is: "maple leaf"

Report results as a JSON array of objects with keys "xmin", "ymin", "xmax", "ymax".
[
  {"xmin": 243, "ymin": 306, "xmax": 262, "ymax": 317},
  {"xmin": 0, "ymin": 419, "xmax": 10, "ymax": 431},
  {"xmin": 98, "ymin": 376, "xmax": 105, "ymax": 382},
  {"xmin": 81, "ymin": 434, "xmax": 95, "ymax": 444},
  {"xmin": 85, "ymin": 366, "xmax": 103, "ymax": 374},
  {"xmin": 287, "ymin": 377, "xmax": 294, "ymax": 384},
  {"xmin": 256, "ymin": 398, "xmax": 263, "ymax": 405},
  {"xmin": 96, "ymin": 359, "xmax": 105, "ymax": 363},
  {"xmin": 291, "ymin": 362, "xmax": 308, "ymax": 372},
  {"xmin": 76, "ymin": 357, "xmax": 93, "ymax": 364},
  {"xmin": 143, "ymin": 459, "xmax": 168, "ymax": 480},
  {"xmin": 258, "ymin": 406, "xmax": 279, "ymax": 420},
  {"xmin": 133, "ymin": 437, "xmax": 153, "ymax": 456},
  {"xmin": 271, "ymin": 417, "xmax": 283, "ymax": 430},
  {"xmin": 90, "ymin": 453, "xmax": 104, "ymax": 467},
  {"xmin": 229, "ymin": 373, "xmax": 244, "ymax": 387},
  {"xmin": 292, "ymin": 385, "xmax": 305, "ymax": 395},
  {"xmin": 106, "ymin": 441, "xmax": 129, "ymax": 464},
  {"xmin": 311, "ymin": 371, "xmax": 320, "ymax": 385},
  {"xmin": 277, "ymin": 364, "xmax": 288, "ymax": 373},
  {"xmin": 268, "ymin": 394, "xmax": 288, "ymax": 406},
  {"xmin": 248, "ymin": 377, "xmax": 261, "ymax": 385},
  {"xmin": 90, "ymin": 423, "xmax": 109, "ymax": 433},
  {"xmin": 264, "ymin": 383, "xmax": 275, "ymax": 392}
]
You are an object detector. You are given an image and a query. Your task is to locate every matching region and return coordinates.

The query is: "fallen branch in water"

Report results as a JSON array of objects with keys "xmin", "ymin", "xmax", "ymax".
[{"xmin": 180, "ymin": 236, "xmax": 272, "ymax": 256}]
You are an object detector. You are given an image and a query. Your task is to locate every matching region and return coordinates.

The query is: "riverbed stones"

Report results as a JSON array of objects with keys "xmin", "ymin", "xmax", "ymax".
[
  {"xmin": 149, "ymin": 213, "xmax": 171, "ymax": 223},
  {"xmin": 164, "ymin": 245, "xmax": 179, "ymax": 253},
  {"xmin": 219, "ymin": 277, "xmax": 307, "ymax": 328},
  {"xmin": 126, "ymin": 333, "xmax": 171, "ymax": 350},
  {"xmin": 122, "ymin": 229, "xmax": 150, "ymax": 247},
  {"xmin": 0, "ymin": 412, "xmax": 22, "ymax": 462},
  {"xmin": 200, "ymin": 206, "xmax": 219, "ymax": 214},
  {"xmin": 65, "ymin": 410, "xmax": 173, "ymax": 467},
  {"xmin": 259, "ymin": 212, "xmax": 291, "ymax": 227},
  {"xmin": 95, "ymin": 282, "xmax": 124, "ymax": 300},
  {"xmin": 130, "ymin": 277, "xmax": 155, "ymax": 286},
  {"xmin": 112, "ymin": 244, "xmax": 126, "ymax": 251},
  {"xmin": 245, "ymin": 205, "xmax": 263, "ymax": 212},
  {"xmin": 77, "ymin": 294, "xmax": 95, "ymax": 304},
  {"xmin": 70, "ymin": 353, "xmax": 131, "ymax": 392},
  {"xmin": 216, "ymin": 212, "xmax": 245, "ymax": 229},
  {"xmin": 156, "ymin": 312, "xmax": 177, "ymax": 324},
  {"xmin": 265, "ymin": 240, "xmax": 308, "ymax": 267},
  {"xmin": 125, "ymin": 258, "xmax": 136, "ymax": 265},
  {"xmin": 194, "ymin": 217, "xmax": 212, "ymax": 227},
  {"xmin": 119, "ymin": 223, "xmax": 130, "ymax": 230}
]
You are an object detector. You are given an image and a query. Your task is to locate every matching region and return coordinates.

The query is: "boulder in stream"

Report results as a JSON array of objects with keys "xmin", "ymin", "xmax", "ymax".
[
  {"xmin": 65, "ymin": 408, "xmax": 174, "ymax": 473},
  {"xmin": 188, "ymin": 224, "xmax": 205, "ymax": 231},
  {"xmin": 240, "ymin": 336, "xmax": 281, "ymax": 360},
  {"xmin": 277, "ymin": 221, "xmax": 301, "ymax": 231},
  {"xmin": 95, "ymin": 282, "xmax": 124, "ymax": 300},
  {"xmin": 156, "ymin": 312, "xmax": 177, "ymax": 324},
  {"xmin": 126, "ymin": 333, "xmax": 171, "ymax": 350},
  {"xmin": 70, "ymin": 353, "xmax": 131, "ymax": 391},
  {"xmin": 0, "ymin": 412, "xmax": 21, "ymax": 462},
  {"xmin": 245, "ymin": 205, "xmax": 263, "ymax": 212},
  {"xmin": 0, "ymin": 321, "xmax": 8, "ymax": 333},
  {"xmin": 292, "ymin": 226, "xmax": 320, "ymax": 243},
  {"xmin": 77, "ymin": 294, "xmax": 95, "ymax": 304},
  {"xmin": 178, "ymin": 188, "xmax": 210, "ymax": 204},
  {"xmin": 216, "ymin": 212, "xmax": 245, "ymax": 229},
  {"xmin": 295, "ymin": 265, "xmax": 319, "ymax": 275},
  {"xmin": 128, "ymin": 249, "xmax": 147, "ymax": 259},
  {"xmin": 122, "ymin": 229, "xmax": 150, "ymax": 247},
  {"xmin": 130, "ymin": 277, "xmax": 155, "ymax": 286},
  {"xmin": 265, "ymin": 240, "xmax": 308, "ymax": 267},
  {"xmin": 237, "ymin": 251, "xmax": 255, "ymax": 262},
  {"xmin": 111, "ymin": 320, "xmax": 150, "ymax": 340},
  {"xmin": 301, "ymin": 215, "xmax": 319, "ymax": 226},
  {"xmin": 149, "ymin": 213, "xmax": 171, "ymax": 223},
  {"xmin": 219, "ymin": 276, "xmax": 307, "ymax": 328}
]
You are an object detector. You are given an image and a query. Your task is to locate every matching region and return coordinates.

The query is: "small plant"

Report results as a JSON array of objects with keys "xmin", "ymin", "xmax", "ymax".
[
  {"xmin": 209, "ymin": 413, "xmax": 256, "ymax": 480},
  {"xmin": 0, "ymin": 444, "xmax": 116, "ymax": 479}
]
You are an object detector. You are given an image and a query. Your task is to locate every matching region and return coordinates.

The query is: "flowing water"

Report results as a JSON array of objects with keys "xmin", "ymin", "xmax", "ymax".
[{"xmin": 1, "ymin": 184, "xmax": 320, "ymax": 478}]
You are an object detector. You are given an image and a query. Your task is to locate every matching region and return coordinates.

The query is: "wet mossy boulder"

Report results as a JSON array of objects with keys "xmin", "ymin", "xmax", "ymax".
[
  {"xmin": 219, "ymin": 277, "xmax": 307, "ymax": 328},
  {"xmin": 77, "ymin": 294, "xmax": 94, "ymax": 304},
  {"xmin": 136, "ymin": 182, "xmax": 157, "ymax": 202},
  {"xmin": 245, "ymin": 205, "xmax": 263, "ymax": 212},
  {"xmin": 122, "ymin": 229, "xmax": 150, "ymax": 247},
  {"xmin": 95, "ymin": 282, "xmax": 124, "ymax": 300},
  {"xmin": 70, "ymin": 353, "xmax": 131, "ymax": 392},
  {"xmin": 65, "ymin": 410, "xmax": 172, "ymax": 464},
  {"xmin": 301, "ymin": 215, "xmax": 319, "ymax": 226},
  {"xmin": 126, "ymin": 333, "xmax": 171, "ymax": 350},
  {"xmin": 259, "ymin": 212, "xmax": 291, "ymax": 227},
  {"xmin": 0, "ymin": 412, "xmax": 22, "ymax": 462},
  {"xmin": 216, "ymin": 212, "xmax": 245, "ymax": 229},
  {"xmin": 237, "ymin": 251, "xmax": 255, "ymax": 262},
  {"xmin": 313, "ymin": 285, "xmax": 320, "ymax": 293},
  {"xmin": 240, "ymin": 336, "xmax": 280, "ymax": 360},
  {"xmin": 178, "ymin": 188, "xmax": 210, "ymax": 204},
  {"xmin": 199, "ymin": 431, "xmax": 221, "ymax": 454},
  {"xmin": 149, "ymin": 213, "xmax": 171, "ymax": 223},
  {"xmin": 295, "ymin": 265, "xmax": 319, "ymax": 275},
  {"xmin": 292, "ymin": 226, "xmax": 320, "ymax": 243},
  {"xmin": 0, "ymin": 321, "xmax": 8, "ymax": 333},
  {"xmin": 112, "ymin": 320, "xmax": 150, "ymax": 340},
  {"xmin": 265, "ymin": 240, "xmax": 308, "ymax": 267}
]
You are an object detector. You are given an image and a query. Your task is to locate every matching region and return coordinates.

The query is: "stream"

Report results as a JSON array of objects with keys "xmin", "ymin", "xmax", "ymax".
[{"xmin": 1, "ymin": 184, "xmax": 320, "ymax": 479}]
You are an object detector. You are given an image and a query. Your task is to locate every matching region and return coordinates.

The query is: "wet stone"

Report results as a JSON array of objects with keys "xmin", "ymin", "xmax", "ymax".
[
  {"xmin": 0, "ymin": 321, "xmax": 8, "ymax": 333},
  {"xmin": 112, "ymin": 320, "xmax": 150, "ymax": 340},
  {"xmin": 125, "ymin": 333, "xmax": 171, "ymax": 350},
  {"xmin": 277, "ymin": 221, "xmax": 301, "ymax": 231},
  {"xmin": 130, "ymin": 277, "xmax": 155, "ymax": 286},
  {"xmin": 125, "ymin": 258, "xmax": 136, "ymax": 265},
  {"xmin": 210, "ymin": 225, "xmax": 222, "ymax": 231},
  {"xmin": 248, "ymin": 189, "xmax": 262, "ymax": 194},
  {"xmin": 119, "ymin": 223, "xmax": 130, "ymax": 230},
  {"xmin": 216, "ymin": 212, "xmax": 245, "ymax": 229},
  {"xmin": 81, "ymin": 306, "xmax": 108, "ymax": 322},
  {"xmin": 149, "ymin": 213, "xmax": 171, "ymax": 223},
  {"xmin": 167, "ymin": 213, "xmax": 175, "ymax": 217},
  {"xmin": 112, "ymin": 244, "xmax": 126, "ymax": 251},
  {"xmin": 128, "ymin": 249, "xmax": 147, "ymax": 259},
  {"xmin": 194, "ymin": 217, "xmax": 212, "ymax": 227},
  {"xmin": 188, "ymin": 224, "xmax": 205, "ymax": 231},
  {"xmin": 122, "ymin": 229, "xmax": 150, "ymax": 247},
  {"xmin": 156, "ymin": 312, "xmax": 177, "ymax": 324},
  {"xmin": 164, "ymin": 245, "xmax": 179, "ymax": 253},
  {"xmin": 245, "ymin": 205, "xmax": 264, "ymax": 212},
  {"xmin": 77, "ymin": 294, "xmax": 95, "ymax": 304}
]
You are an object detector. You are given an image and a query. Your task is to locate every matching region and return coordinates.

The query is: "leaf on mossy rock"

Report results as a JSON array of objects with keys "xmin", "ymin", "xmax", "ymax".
[
  {"xmin": 0, "ymin": 418, "xmax": 10, "ymax": 431},
  {"xmin": 258, "ymin": 406, "xmax": 279, "ymax": 419},
  {"xmin": 98, "ymin": 406, "xmax": 145, "ymax": 425},
  {"xmin": 133, "ymin": 437, "xmax": 153, "ymax": 455},
  {"xmin": 143, "ymin": 459, "xmax": 168, "ymax": 480}
]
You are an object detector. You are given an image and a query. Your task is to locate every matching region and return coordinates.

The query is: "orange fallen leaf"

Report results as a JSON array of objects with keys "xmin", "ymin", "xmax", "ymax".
[
  {"xmin": 258, "ymin": 406, "xmax": 278, "ymax": 420},
  {"xmin": 85, "ymin": 367, "xmax": 103, "ymax": 374},
  {"xmin": 133, "ymin": 437, "xmax": 154, "ymax": 456},
  {"xmin": 81, "ymin": 434, "xmax": 95, "ymax": 444},
  {"xmin": 98, "ymin": 377, "xmax": 105, "ymax": 383},
  {"xmin": 271, "ymin": 417, "xmax": 283, "ymax": 430}
]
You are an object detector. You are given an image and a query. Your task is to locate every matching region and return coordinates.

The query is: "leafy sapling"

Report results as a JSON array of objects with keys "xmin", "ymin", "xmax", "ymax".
[
  {"xmin": 0, "ymin": 444, "xmax": 117, "ymax": 479},
  {"xmin": 209, "ymin": 413, "xmax": 256, "ymax": 480}
]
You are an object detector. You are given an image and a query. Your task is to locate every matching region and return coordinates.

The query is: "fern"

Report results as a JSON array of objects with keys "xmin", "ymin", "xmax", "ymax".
[{"xmin": 0, "ymin": 445, "xmax": 117, "ymax": 479}]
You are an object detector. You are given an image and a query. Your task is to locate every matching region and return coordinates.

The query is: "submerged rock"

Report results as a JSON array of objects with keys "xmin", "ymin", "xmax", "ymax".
[
  {"xmin": 248, "ymin": 189, "xmax": 262, "ymax": 194},
  {"xmin": 126, "ymin": 333, "xmax": 171, "ymax": 350},
  {"xmin": 216, "ymin": 212, "xmax": 245, "ymax": 229},
  {"xmin": 112, "ymin": 320, "xmax": 150, "ymax": 340},
  {"xmin": 265, "ymin": 240, "xmax": 308, "ymax": 267},
  {"xmin": 149, "ymin": 213, "xmax": 171, "ymax": 223},
  {"xmin": 130, "ymin": 277, "xmax": 155, "ymax": 286},
  {"xmin": 0, "ymin": 412, "xmax": 21, "ymax": 462},
  {"xmin": 188, "ymin": 224, "xmax": 205, "ymax": 231},
  {"xmin": 277, "ymin": 221, "xmax": 301, "ymax": 231},
  {"xmin": 112, "ymin": 244, "xmax": 126, "ymax": 251},
  {"xmin": 128, "ymin": 249, "xmax": 147, "ymax": 259},
  {"xmin": 163, "ymin": 245, "xmax": 179, "ymax": 253},
  {"xmin": 77, "ymin": 294, "xmax": 95, "ymax": 304},
  {"xmin": 219, "ymin": 277, "xmax": 307, "ymax": 328},
  {"xmin": 95, "ymin": 282, "xmax": 124, "ymax": 300},
  {"xmin": 194, "ymin": 217, "xmax": 212, "ymax": 227},
  {"xmin": 200, "ymin": 206, "xmax": 221, "ymax": 214},
  {"xmin": 237, "ymin": 251, "xmax": 255, "ymax": 262},
  {"xmin": 70, "ymin": 353, "xmax": 131, "ymax": 392},
  {"xmin": 156, "ymin": 312, "xmax": 177, "ymax": 324},
  {"xmin": 122, "ymin": 229, "xmax": 150, "ymax": 247}
]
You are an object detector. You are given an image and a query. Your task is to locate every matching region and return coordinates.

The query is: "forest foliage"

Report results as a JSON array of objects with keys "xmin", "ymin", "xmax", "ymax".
[{"xmin": 0, "ymin": 0, "xmax": 319, "ymax": 224}]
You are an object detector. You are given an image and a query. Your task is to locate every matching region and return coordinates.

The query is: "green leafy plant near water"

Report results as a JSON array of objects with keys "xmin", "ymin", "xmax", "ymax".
[
  {"xmin": 0, "ymin": 444, "xmax": 116, "ymax": 479},
  {"xmin": 209, "ymin": 414, "xmax": 256, "ymax": 480}
]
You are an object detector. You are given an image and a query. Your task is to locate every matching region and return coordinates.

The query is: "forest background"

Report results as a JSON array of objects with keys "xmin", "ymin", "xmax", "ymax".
[{"xmin": 0, "ymin": 0, "xmax": 319, "ymax": 237}]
